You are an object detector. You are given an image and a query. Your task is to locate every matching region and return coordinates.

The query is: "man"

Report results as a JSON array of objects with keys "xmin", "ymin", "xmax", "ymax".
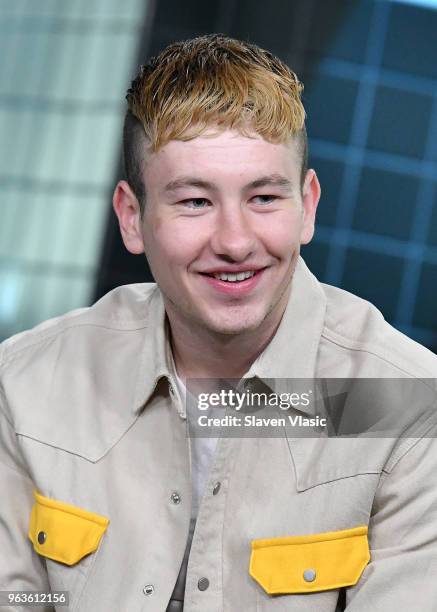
[{"xmin": 1, "ymin": 34, "xmax": 436, "ymax": 611}]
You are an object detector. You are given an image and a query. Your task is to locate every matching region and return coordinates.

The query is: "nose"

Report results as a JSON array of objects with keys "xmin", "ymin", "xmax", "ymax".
[{"xmin": 210, "ymin": 205, "xmax": 258, "ymax": 262}]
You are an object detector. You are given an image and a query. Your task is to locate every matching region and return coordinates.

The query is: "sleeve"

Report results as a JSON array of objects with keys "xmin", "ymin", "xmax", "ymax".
[
  {"xmin": 345, "ymin": 423, "xmax": 437, "ymax": 610},
  {"xmin": 0, "ymin": 385, "xmax": 53, "ymax": 611}
]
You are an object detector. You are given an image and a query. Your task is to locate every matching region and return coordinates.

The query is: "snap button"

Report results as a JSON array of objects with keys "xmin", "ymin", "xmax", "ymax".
[
  {"xmin": 197, "ymin": 577, "xmax": 209, "ymax": 591},
  {"xmin": 143, "ymin": 584, "xmax": 154, "ymax": 596},
  {"xmin": 212, "ymin": 481, "xmax": 221, "ymax": 495},
  {"xmin": 37, "ymin": 531, "xmax": 46, "ymax": 545},
  {"xmin": 303, "ymin": 568, "xmax": 316, "ymax": 582},
  {"xmin": 170, "ymin": 491, "xmax": 181, "ymax": 504}
]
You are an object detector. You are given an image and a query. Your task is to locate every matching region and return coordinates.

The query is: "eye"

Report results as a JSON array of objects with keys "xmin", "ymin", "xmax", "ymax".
[
  {"xmin": 180, "ymin": 198, "xmax": 211, "ymax": 209},
  {"xmin": 252, "ymin": 194, "xmax": 278, "ymax": 205}
]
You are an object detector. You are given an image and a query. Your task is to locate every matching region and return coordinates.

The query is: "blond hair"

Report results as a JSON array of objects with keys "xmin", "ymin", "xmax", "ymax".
[{"xmin": 123, "ymin": 34, "xmax": 307, "ymax": 211}]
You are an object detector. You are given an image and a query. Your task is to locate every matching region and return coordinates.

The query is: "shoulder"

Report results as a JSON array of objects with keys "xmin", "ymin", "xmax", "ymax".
[
  {"xmin": 0, "ymin": 283, "xmax": 160, "ymax": 409},
  {"xmin": 0, "ymin": 283, "xmax": 160, "ymax": 449},
  {"xmin": 318, "ymin": 281, "xmax": 437, "ymax": 379},
  {"xmin": 0, "ymin": 283, "xmax": 158, "ymax": 366}
]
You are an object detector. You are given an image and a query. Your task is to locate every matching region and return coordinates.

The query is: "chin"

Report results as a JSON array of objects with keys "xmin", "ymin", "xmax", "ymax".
[{"xmin": 201, "ymin": 310, "xmax": 267, "ymax": 336}]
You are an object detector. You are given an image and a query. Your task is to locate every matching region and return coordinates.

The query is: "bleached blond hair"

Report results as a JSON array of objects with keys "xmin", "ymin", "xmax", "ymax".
[{"xmin": 123, "ymin": 34, "xmax": 307, "ymax": 212}]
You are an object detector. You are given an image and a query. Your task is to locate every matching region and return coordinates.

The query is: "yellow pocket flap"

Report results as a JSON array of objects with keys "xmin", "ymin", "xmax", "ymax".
[
  {"xmin": 250, "ymin": 525, "xmax": 370, "ymax": 595},
  {"xmin": 28, "ymin": 490, "xmax": 109, "ymax": 566}
]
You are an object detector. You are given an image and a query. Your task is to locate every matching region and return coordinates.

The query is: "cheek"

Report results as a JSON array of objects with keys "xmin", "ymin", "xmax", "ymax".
[
  {"xmin": 146, "ymin": 223, "xmax": 206, "ymax": 267},
  {"xmin": 258, "ymin": 213, "xmax": 303, "ymax": 257}
]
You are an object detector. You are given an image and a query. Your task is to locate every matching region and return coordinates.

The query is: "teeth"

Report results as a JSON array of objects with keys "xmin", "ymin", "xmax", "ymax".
[{"xmin": 213, "ymin": 270, "xmax": 257, "ymax": 282}]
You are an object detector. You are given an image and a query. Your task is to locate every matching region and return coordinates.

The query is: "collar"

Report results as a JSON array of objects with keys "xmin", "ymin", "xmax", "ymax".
[
  {"xmin": 244, "ymin": 256, "xmax": 327, "ymax": 415},
  {"xmin": 132, "ymin": 287, "xmax": 175, "ymax": 416},
  {"xmin": 133, "ymin": 256, "xmax": 327, "ymax": 418}
]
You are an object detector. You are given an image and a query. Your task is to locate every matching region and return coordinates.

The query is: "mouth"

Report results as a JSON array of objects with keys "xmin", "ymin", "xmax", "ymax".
[
  {"xmin": 207, "ymin": 270, "xmax": 258, "ymax": 282},
  {"xmin": 199, "ymin": 268, "xmax": 267, "ymax": 294}
]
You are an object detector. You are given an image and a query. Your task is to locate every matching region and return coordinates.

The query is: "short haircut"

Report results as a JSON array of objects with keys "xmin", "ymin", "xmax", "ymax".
[{"xmin": 123, "ymin": 33, "xmax": 308, "ymax": 214}]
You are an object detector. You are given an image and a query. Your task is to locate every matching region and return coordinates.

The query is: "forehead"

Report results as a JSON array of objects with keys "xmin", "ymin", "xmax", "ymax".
[{"xmin": 143, "ymin": 129, "xmax": 301, "ymax": 188}]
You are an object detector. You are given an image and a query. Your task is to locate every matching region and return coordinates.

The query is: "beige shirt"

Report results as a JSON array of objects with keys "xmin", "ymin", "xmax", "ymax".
[{"xmin": 1, "ymin": 256, "xmax": 437, "ymax": 611}]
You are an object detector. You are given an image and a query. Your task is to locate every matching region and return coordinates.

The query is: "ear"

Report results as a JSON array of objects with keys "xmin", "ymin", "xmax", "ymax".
[
  {"xmin": 112, "ymin": 180, "xmax": 145, "ymax": 255},
  {"xmin": 299, "ymin": 169, "xmax": 321, "ymax": 245}
]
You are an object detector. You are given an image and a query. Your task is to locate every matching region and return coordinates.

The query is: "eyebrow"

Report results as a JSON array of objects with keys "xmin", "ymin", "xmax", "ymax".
[
  {"xmin": 163, "ymin": 173, "xmax": 294, "ymax": 193},
  {"xmin": 248, "ymin": 174, "xmax": 293, "ymax": 190}
]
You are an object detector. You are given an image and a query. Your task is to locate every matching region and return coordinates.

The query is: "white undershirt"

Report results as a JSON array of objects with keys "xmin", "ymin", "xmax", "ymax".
[{"xmin": 173, "ymin": 372, "xmax": 219, "ymax": 518}]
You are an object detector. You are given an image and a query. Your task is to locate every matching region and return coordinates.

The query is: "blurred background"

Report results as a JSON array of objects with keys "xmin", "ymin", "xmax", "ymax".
[{"xmin": 1, "ymin": 0, "xmax": 436, "ymax": 351}]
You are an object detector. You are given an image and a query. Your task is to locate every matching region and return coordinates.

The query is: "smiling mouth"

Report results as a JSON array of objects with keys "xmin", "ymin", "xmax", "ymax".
[{"xmin": 201, "ymin": 269, "xmax": 265, "ymax": 283}]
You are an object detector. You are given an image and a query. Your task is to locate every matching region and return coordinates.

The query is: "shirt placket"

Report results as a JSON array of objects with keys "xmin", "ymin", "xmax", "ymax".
[
  {"xmin": 140, "ymin": 385, "xmax": 192, "ymax": 611},
  {"xmin": 183, "ymin": 434, "xmax": 237, "ymax": 612}
]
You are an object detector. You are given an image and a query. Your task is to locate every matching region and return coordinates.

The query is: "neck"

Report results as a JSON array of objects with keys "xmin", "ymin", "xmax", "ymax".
[{"xmin": 166, "ymin": 294, "xmax": 289, "ymax": 382}]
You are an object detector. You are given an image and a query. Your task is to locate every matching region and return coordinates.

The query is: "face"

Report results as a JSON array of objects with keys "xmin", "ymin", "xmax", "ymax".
[{"xmin": 114, "ymin": 129, "xmax": 320, "ymax": 337}]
